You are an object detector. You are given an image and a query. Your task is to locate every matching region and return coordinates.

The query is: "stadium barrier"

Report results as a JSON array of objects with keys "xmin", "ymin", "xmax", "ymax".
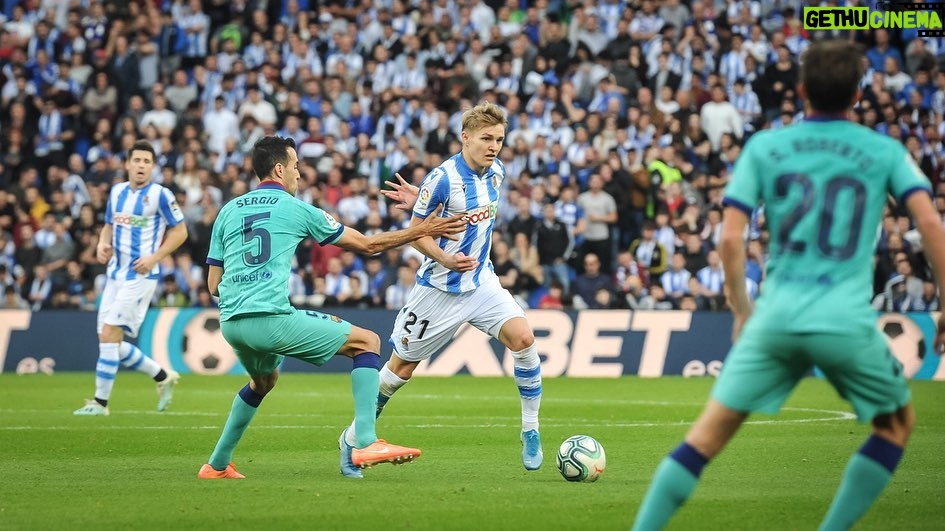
[{"xmin": 1, "ymin": 309, "xmax": 942, "ymax": 380}]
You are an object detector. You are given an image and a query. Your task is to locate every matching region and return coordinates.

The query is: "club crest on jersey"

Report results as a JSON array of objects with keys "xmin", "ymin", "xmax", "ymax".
[
  {"xmin": 401, "ymin": 336, "xmax": 409, "ymax": 350},
  {"xmin": 466, "ymin": 202, "xmax": 498, "ymax": 225},
  {"xmin": 142, "ymin": 195, "xmax": 149, "ymax": 205}
]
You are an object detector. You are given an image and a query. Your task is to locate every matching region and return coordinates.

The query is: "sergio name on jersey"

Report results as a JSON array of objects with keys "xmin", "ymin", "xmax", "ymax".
[{"xmin": 412, "ymin": 153, "xmax": 505, "ymax": 293}]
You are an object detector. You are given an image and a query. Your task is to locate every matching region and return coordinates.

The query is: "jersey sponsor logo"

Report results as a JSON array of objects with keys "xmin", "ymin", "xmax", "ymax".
[
  {"xmin": 466, "ymin": 203, "xmax": 498, "ymax": 225},
  {"xmin": 113, "ymin": 213, "xmax": 149, "ymax": 228},
  {"xmin": 229, "ymin": 270, "xmax": 273, "ymax": 283},
  {"xmin": 322, "ymin": 210, "xmax": 340, "ymax": 229}
]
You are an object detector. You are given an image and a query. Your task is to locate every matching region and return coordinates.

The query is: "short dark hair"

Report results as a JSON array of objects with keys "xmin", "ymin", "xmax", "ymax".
[
  {"xmin": 251, "ymin": 136, "xmax": 296, "ymax": 180},
  {"xmin": 801, "ymin": 40, "xmax": 865, "ymax": 114},
  {"xmin": 128, "ymin": 140, "xmax": 156, "ymax": 163}
]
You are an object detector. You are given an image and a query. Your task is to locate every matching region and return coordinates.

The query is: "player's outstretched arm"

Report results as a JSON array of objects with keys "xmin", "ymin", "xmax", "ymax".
[
  {"xmin": 334, "ymin": 205, "xmax": 468, "ymax": 256},
  {"xmin": 905, "ymin": 192, "xmax": 945, "ymax": 352},
  {"xmin": 719, "ymin": 206, "xmax": 752, "ymax": 342},
  {"xmin": 381, "ymin": 173, "xmax": 420, "ymax": 212}
]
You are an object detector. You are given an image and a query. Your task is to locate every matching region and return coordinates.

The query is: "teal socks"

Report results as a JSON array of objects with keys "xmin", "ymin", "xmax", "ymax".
[
  {"xmin": 351, "ymin": 353, "xmax": 381, "ymax": 448},
  {"xmin": 820, "ymin": 435, "xmax": 903, "ymax": 531},
  {"xmin": 632, "ymin": 443, "xmax": 707, "ymax": 531},
  {"xmin": 208, "ymin": 384, "xmax": 263, "ymax": 470}
]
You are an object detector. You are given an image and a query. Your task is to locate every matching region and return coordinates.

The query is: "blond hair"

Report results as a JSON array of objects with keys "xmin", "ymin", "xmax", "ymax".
[{"xmin": 461, "ymin": 101, "xmax": 508, "ymax": 133}]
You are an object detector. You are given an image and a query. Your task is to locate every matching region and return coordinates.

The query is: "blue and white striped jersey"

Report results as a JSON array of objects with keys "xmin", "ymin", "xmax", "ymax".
[
  {"xmin": 105, "ymin": 181, "xmax": 185, "ymax": 281},
  {"xmin": 412, "ymin": 153, "xmax": 505, "ymax": 294}
]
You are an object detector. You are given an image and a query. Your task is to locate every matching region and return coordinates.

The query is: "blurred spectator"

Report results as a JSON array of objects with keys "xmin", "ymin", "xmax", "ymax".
[
  {"xmin": 533, "ymin": 202, "xmax": 573, "ymax": 294},
  {"xmin": 156, "ymin": 274, "xmax": 190, "ymax": 307},
  {"xmin": 577, "ymin": 174, "xmax": 617, "ymax": 273},
  {"xmin": 571, "ymin": 253, "xmax": 613, "ymax": 310},
  {"xmin": 0, "ymin": 0, "xmax": 938, "ymax": 314},
  {"xmin": 3, "ymin": 284, "xmax": 28, "ymax": 309},
  {"xmin": 661, "ymin": 252, "xmax": 691, "ymax": 306}
]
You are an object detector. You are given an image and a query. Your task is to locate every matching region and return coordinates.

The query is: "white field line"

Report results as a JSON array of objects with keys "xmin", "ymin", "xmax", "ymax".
[{"xmin": 0, "ymin": 406, "xmax": 856, "ymax": 430}]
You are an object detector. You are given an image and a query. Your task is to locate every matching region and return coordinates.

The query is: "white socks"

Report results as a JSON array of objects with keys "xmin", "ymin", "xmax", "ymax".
[
  {"xmin": 119, "ymin": 341, "xmax": 162, "ymax": 378},
  {"xmin": 511, "ymin": 343, "xmax": 542, "ymax": 432},
  {"xmin": 94, "ymin": 343, "xmax": 120, "ymax": 403}
]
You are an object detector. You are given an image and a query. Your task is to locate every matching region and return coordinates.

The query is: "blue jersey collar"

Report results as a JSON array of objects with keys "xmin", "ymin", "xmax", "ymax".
[{"xmin": 454, "ymin": 152, "xmax": 492, "ymax": 178}]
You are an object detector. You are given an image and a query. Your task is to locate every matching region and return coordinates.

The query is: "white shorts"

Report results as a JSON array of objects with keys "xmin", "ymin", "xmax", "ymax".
[
  {"xmin": 389, "ymin": 274, "xmax": 525, "ymax": 362},
  {"xmin": 97, "ymin": 278, "xmax": 158, "ymax": 338}
]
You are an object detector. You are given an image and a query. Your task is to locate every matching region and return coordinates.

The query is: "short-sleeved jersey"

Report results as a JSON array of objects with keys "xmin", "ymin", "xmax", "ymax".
[
  {"xmin": 412, "ymin": 152, "xmax": 505, "ymax": 293},
  {"xmin": 105, "ymin": 181, "xmax": 185, "ymax": 281},
  {"xmin": 723, "ymin": 118, "xmax": 932, "ymax": 334},
  {"xmin": 207, "ymin": 182, "xmax": 345, "ymax": 321}
]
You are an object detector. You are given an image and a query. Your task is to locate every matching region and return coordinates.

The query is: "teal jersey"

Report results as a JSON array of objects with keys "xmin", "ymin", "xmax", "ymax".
[
  {"xmin": 723, "ymin": 118, "xmax": 932, "ymax": 333},
  {"xmin": 207, "ymin": 182, "xmax": 345, "ymax": 321}
]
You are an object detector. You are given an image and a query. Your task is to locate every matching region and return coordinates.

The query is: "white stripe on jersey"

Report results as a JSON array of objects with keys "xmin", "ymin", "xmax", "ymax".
[
  {"xmin": 412, "ymin": 153, "xmax": 504, "ymax": 294},
  {"xmin": 105, "ymin": 182, "xmax": 185, "ymax": 281}
]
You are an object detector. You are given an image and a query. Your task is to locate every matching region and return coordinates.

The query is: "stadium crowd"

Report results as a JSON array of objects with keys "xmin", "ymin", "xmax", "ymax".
[{"xmin": 0, "ymin": 0, "xmax": 943, "ymax": 313}]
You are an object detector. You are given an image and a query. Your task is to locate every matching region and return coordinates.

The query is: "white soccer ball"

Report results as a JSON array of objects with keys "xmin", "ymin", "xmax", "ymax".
[
  {"xmin": 876, "ymin": 313, "xmax": 926, "ymax": 378},
  {"xmin": 556, "ymin": 435, "xmax": 606, "ymax": 482},
  {"xmin": 182, "ymin": 310, "xmax": 237, "ymax": 374}
]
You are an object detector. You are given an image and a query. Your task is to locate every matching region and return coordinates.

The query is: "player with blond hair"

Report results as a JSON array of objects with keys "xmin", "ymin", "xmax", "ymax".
[{"xmin": 340, "ymin": 102, "xmax": 545, "ymax": 477}]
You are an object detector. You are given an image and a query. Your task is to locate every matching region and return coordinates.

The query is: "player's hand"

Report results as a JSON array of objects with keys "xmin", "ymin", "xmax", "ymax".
[
  {"xmin": 444, "ymin": 251, "xmax": 479, "ymax": 273},
  {"xmin": 132, "ymin": 255, "xmax": 158, "ymax": 274},
  {"xmin": 96, "ymin": 242, "xmax": 113, "ymax": 264},
  {"xmin": 418, "ymin": 205, "xmax": 468, "ymax": 241},
  {"xmin": 381, "ymin": 173, "xmax": 420, "ymax": 212},
  {"xmin": 935, "ymin": 313, "xmax": 945, "ymax": 354}
]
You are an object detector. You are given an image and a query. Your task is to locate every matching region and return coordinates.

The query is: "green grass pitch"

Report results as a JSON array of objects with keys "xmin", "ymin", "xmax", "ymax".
[{"xmin": 1, "ymin": 374, "xmax": 943, "ymax": 530}]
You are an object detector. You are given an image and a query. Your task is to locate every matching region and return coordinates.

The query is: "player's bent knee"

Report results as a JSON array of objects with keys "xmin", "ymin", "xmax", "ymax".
[
  {"xmin": 872, "ymin": 405, "xmax": 916, "ymax": 444},
  {"xmin": 250, "ymin": 372, "xmax": 278, "ymax": 395},
  {"xmin": 99, "ymin": 324, "xmax": 124, "ymax": 343},
  {"xmin": 338, "ymin": 326, "xmax": 381, "ymax": 358}
]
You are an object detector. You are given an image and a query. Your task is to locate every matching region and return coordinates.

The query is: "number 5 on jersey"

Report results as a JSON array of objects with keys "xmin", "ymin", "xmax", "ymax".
[{"xmin": 242, "ymin": 213, "xmax": 272, "ymax": 266}]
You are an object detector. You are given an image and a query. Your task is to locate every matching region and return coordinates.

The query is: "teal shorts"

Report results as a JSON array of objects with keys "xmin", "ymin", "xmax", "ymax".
[
  {"xmin": 221, "ymin": 309, "xmax": 353, "ymax": 376},
  {"xmin": 712, "ymin": 327, "xmax": 911, "ymax": 422}
]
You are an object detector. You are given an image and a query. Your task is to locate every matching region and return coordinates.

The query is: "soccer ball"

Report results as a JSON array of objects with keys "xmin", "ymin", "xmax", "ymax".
[
  {"xmin": 556, "ymin": 435, "xmax": 606, "ymax": 482},
  {"xmin": 876, "ymin": 313, "xmax": 926, "ymax": 378},
  {"xmin": 182, "ymin": 310, "xmax": 238, "ymax": 374}
]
